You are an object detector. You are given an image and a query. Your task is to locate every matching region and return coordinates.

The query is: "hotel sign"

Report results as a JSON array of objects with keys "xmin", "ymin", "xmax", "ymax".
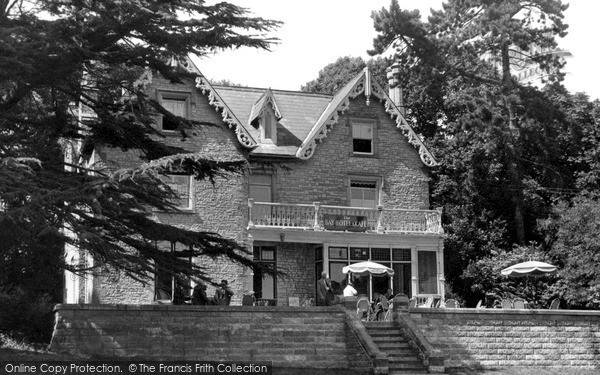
[{"xmin": 323, "ymin": 214, "xmax": 369, "ymax": 232}]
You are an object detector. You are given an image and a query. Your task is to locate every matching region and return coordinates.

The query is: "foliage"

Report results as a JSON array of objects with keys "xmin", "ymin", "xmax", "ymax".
[
  {"xmin": 209, "ymin": 79, "xmax": 247, "ymax": 87},
  {"xmin": 367, "ymin": 0, "xmax": 587, "ymax": 305},
  {"xmin": 0, "ymin": 0, "xmax": 282, "ymax": 288},
  {"xmin": 465, "ymin": 244, "xmax": 558, "ymax": 308},
  {"xmin": 0, "ymin": 287, "xmax": 55, "ymax": 343},
  {"xmin": 301, "ymin": 56, "xmax": 389, "ymax": 94},
  {"xmin": 542, "ymin": 196, "xmax": 600, "ymax": 308}
]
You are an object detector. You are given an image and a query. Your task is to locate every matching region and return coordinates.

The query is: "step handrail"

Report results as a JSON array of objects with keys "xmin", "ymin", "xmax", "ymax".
[{"xmin": 395, "ymin": 312, "xmax": 445, "ymax": 373}]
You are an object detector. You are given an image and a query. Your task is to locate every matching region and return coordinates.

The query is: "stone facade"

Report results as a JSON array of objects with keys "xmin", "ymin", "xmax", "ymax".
[
  {"xmin": 275, "ymin": 98, "xmax": 429, "ymax": 209},
  {"xmin": 51, "ymin": 304, "xmax": 373, "ymax": 374},
  {"xmin": 67, "ymin": 65, "xmax": 445, "ymax": 306},
  {"xmin": 410, "ymin": 308, "xmax": 600, "ymax": 369}
]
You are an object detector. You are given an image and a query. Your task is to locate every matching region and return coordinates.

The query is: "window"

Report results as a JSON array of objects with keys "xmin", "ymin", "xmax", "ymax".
[
  {"xmin": 371, "ymin": 248, "xmax": 391, "ymax": 261},
  {"xmin": 392, "ymin": 248, "xmax": 411, "ymax": 262},
  {"xmin": 350, "ymin": 247, "xmax": 369, "ymax": 261},
  {"xmin": 161, "ymin": 175, "xmax": 192, "ymax": 210},
  {"xmin": 158, "ymin": 91, "xmax": 190, "ymax": 132},
  {"xmin": 352, "ymin": 121, "xmax": 374, "ymax": 154},
  {"xmin": 418, "ymin": 251, "xmax": 437, "ymax": 294},
  {"xmin": 154, "ymin": 242, "xmax": 192, "ymax": 303},
  {"xmin": 329, "ymin": 247, "xmax": 348, "ymax": 260},
  {"xmin": 260, "ymin": 107, "xmax": 277, "ymax": 144},
  {"xmin": 253, "ymin": 245, "xmax": 276, "ymax": 300},
  {"xmin": 350, "ymin": 180, "xmax": 377, "ymax": 208},
  {"xmin": 249, "ymin": 174, "xmax": 272, "ymax": 202}
]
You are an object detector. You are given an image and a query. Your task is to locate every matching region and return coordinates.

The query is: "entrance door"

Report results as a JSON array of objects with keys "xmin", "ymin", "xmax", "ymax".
[
  {"xmin": 393, "ymin": 263, "xmax": 412, "ymax": 297},
  {"xmin": 253, "ymin": 245, "xmax": 276, "ymax": 299}
]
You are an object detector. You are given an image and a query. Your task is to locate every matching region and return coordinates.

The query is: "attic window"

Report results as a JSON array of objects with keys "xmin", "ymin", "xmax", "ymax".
[
  {"xmin": 261, "ymin": 106, "xmax": 277, "ymax": 144},
  {"xmin": 248, "ymin": 89, "xmax": 280, "ymax": 145},
  {"xmin": 352, "ymin": 122, "xmax": 373, "ymax": 154},
  {"xmin": 157, "ymin": 91, "xmax": 190, "ymax": 132}
]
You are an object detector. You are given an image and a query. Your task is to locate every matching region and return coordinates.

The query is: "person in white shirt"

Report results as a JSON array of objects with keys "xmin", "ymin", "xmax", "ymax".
[{"xmin": 343, "ymin": 280, "xmax": 358, "ymax": 297}]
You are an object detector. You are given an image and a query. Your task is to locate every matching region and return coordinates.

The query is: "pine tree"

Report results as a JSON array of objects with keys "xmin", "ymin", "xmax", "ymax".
[
  {"xmin": 0, "ymin": 0, "xmax": 281, "ymax": 286},
  {"xmin": 370, "ymin": 0, "xmax": 573, "ymax": 303}
]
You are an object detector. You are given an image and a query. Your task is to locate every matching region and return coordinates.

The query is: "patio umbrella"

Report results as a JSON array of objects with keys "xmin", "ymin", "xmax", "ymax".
[
  {"xmin": 501, "ymin": 260, "xmax": 557, "ymax": 307},
  {"xmin": 342, "ymin": 261, "xmax": 395, "ymax": 276},
  {"xmin": 501, "ymin": 260, "xmax": 557, "ymax": 277},
  {"xmin": 343, "ymin": 261, "xmax": 394, "ymax": 301}
]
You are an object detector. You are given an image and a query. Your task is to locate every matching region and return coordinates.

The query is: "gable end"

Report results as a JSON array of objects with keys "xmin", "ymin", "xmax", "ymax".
[
  {"xmin": 195, "ymin": 76, "xmax": 258, "ymax": 148},
  {"xmin": 296, "ymin": 68, "xmax": 438, "ymax": 167}
]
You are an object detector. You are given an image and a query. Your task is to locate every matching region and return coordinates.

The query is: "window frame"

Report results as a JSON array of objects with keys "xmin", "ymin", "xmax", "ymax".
[
  {"xmin": 154, "ymin": 242, "xmax": 193, "ymax": 303},
  {"xmin": 157, "ymin": 90, "xmax": 191, "ymax": 133},
  {"xmin": 347, "ymin": 175, "xmax": 381, "ymax": 209},
  {"xmin": 248, "ymin": 173, "xmax": 273, "ymax": 203},
  {"xmin": 253, "ymin": 244, "xmax": 277, "ymax": 300},
  {"xmin": 350, "ymin": 118, "xmax": 377, "ymax": 156},
  {"xmin": 161, "ymin": 174, "xmax": 194, "ymax": 211},
  {"xmin": 260, "ymin": 106, "xmax": 277, "ymax": 144}
]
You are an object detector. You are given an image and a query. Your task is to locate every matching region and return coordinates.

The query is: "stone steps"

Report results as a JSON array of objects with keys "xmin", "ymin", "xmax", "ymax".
[{"xmin": 364, "ymin": 321, "xmax": 429, "ymax": 375}]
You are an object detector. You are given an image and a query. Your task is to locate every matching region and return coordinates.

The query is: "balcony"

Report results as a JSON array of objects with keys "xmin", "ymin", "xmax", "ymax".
[{"xmin": 247, "ymin": 199, "xmax": 443, "ymax": 235}]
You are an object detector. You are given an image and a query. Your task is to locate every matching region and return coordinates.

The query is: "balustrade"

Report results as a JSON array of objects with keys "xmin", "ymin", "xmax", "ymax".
[{"xmin": 248, "ymin": 199, "xmax": 442, "ymax": 234}]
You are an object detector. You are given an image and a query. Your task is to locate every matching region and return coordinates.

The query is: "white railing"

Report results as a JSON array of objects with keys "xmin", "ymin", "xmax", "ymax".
[{"xmin": 248, "ymin": 199, "xmax": 443, "ymax": 234}]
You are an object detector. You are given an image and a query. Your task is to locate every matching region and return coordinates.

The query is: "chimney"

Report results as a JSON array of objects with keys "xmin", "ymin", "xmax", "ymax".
[{"xmin": 386, "ymin": 61, "xmax": 406, "ymax": 116}]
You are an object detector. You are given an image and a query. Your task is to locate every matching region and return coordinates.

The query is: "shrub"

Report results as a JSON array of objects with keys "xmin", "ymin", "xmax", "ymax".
[{"xmin": 0, "ymin": 287, "xmax": 55, "ymax": 344}]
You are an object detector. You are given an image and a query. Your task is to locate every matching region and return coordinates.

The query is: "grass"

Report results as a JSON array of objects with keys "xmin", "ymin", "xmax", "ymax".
[{"xmin": 0, "ymin": 333, "xmax": 72, "ymax": 360}]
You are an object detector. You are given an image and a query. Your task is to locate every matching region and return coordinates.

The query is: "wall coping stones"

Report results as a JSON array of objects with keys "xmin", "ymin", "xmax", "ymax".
[
  {"xmin": 54, "ymin": 304, "xmax": 347, "ymax": 314},
  {"xmin": 409, "ymin": 307, "xmax": 600, "ymax": 318}
]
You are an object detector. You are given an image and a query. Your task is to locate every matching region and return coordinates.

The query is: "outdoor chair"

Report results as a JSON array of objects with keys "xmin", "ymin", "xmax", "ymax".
[
  {"xmin": 513, "ymin": 298, "xmax": 526, "ymax": 309},
  {"xmin": 242, "ymin": 293, "xmax": 256, "ymax": 306},
  {"xmin": 356, "ymin": 297, "xmax": 372, "ymax": 321},
  {"xmin": 444, "ymin": 299, "xmax": 459, "ymax": 308},
  {"xmin": 476, "ymin": 300, "xmax": 484, "ymax": 309},
  {"xmin": 408, "ymin": 298, "xmax": 417, "ymax": 308},
  {"xmin": 549, "ymin": 298, "xmax": 560, "ymax": 309},
  {"xmin": 299, "ymin": 296, "xmax": 307, "ymax": 306},
  {"xmin": 417, "ymin": 296, "xmax": 434, "ymax": 308},
  {"xmin": 392, "ymin": 294, "xmax": 410, "ymax": 310},
  {"xmin": 501, "ymin": 299, "xmax": 512, "ymax": 309}
]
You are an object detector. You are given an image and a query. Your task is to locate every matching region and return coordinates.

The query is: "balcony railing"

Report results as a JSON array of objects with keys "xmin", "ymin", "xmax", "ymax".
[{"xmin": 247, "ymin": 199, "xmax": 443, "ymax": 234}]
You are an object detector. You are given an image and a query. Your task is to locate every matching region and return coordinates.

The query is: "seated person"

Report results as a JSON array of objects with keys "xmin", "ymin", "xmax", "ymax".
[
  {"xmin": 343, "ymin": 281, "xmax": 358, "ymax": 297},
  {"xmin": 191, "ymin": 280, "xmax": 212, "ymax": 305},
  {"xmin": 384, "ymin": 288, "xmax": 394, "ymax": 300},
  {"xmin": 214, "ymin": 279, "xmax": 234, "ymax": 305}
]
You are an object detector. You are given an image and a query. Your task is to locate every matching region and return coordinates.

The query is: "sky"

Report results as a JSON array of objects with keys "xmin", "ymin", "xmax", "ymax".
[{"xmin": 196, "ymin": 0, "xmax": 600, "ymax": 100}]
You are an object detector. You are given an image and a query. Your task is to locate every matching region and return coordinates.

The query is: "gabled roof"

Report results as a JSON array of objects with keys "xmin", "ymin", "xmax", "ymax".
[
  {"xmin": 195, "ymin": 76, "xmax": 258, "ymax": 148},
  {"xmin": 295, "ymin": 67, "xmax": 438, "ymax": 167},
  {"xmin": 192, "ymin": 64, "xmax": 438, "ymax": 166},
  {"xmin": 209, "ymin": 85, "xmax": 331, "ymax": 156},
  {"xmin": 248, "ymin": 89, "xmax": 282, "ymax": 125}
]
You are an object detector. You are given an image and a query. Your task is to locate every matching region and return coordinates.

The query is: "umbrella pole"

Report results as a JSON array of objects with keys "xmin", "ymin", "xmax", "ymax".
[{"xmin": 369, "ymin": 275, "xmax": 372, "ymax": 302}]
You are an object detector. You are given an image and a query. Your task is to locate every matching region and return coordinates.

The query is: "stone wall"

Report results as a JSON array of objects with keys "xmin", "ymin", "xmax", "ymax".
[
  {"xmin": 410, "ymin": 308, "xmax": 600, "ymax": 369},
  {"xmin": 276, "ymin": 242, "xmax": 317, "ymax": 303},
  {"xmin": 95, "ymin": 76, "xmax": 251, "ymax": 305},
  {"xmin": 275, "ymin": 95, "xmax": 430, "ymax": 210},
  {"xmin": 50, "ymin": 304, "xmax": 373, "ymax": 374}
]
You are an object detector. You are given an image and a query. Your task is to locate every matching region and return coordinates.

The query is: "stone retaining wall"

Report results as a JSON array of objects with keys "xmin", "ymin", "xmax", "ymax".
[
  {"xmin": 410, "ymin": 308, "xmax": 600, "ymax": 369},
  {"xmin": 50, "ymin": 304, "xmax": 372, "ymax": 374}
]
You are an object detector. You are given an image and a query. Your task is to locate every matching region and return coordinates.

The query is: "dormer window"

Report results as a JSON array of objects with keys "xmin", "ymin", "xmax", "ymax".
[
  {"xmin": 261, "ymin": 106, "xmax": 277, "ymax": 144},
  {"xmin": 248, "ymin": 89, "xmax": 282, "ymax": 145}
]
